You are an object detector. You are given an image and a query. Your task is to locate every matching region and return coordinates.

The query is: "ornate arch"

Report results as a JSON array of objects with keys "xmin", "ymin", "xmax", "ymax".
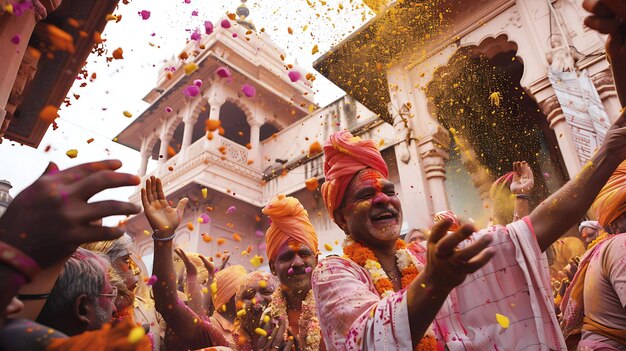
[{"xmin": 223, "ymin": 95, "xmax": 253, "ymax": 121}]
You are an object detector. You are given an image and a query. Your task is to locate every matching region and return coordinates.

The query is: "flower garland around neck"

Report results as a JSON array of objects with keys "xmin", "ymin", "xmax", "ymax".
[
  {"xmin": 343, "ymin": 236, "xmax": 438, "ymax": 351},
  {"xmin": 265, "ymin": 288, "xmax": 321, "ymax": 351},
  {"xmin": 232, "ymin": 317, "xmax": 253, "ymax": 351}
]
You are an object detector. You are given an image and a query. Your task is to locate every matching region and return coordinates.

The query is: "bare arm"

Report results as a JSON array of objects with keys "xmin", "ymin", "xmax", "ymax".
[
  {"xmin": 530, "ymin": 111, "xmax": 626, "ymax": 251},
  {"xmin": 175, "ymin": 248, "xmax": 206, "ymax": 316},
  {"xmin": 142, "ymin": 177, "xmax": 227, "ymax": 347}
]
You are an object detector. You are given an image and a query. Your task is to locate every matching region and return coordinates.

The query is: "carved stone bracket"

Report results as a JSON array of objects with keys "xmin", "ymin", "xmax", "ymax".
[
  {"xmin": 418, "ymin": 126, "xmax": 450, "ymax": 181},
  {"xmin": 538, "ymin": 96, "xmax": 565, "ymax": 128},
  {"xmin": 591, "ymin": 69, "xmax": 617, "ymax": 98}
]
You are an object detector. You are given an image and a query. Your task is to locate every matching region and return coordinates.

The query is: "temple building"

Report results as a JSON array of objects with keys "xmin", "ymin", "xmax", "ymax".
[{"xmin": 118, "ymin": 0, "xmax": 619, "ymax": 269}]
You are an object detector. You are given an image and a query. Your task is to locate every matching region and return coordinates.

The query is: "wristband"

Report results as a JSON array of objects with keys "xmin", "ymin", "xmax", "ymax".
[
  {"xmin": 515, "ymin": 194, "xmax": 531, "ymax": 200},
  {"xmin": 152, "ymin": 229, "xmax": 176, "ymax": 241},
  {"xmin": 0, "ymin": 241, "xmax": 41, "ymax": 282}
]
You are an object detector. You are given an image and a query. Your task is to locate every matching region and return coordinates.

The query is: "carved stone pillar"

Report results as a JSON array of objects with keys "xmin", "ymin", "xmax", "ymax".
[
  {"xmin": 418, "ymin": 126, "xmax": 451, "ymax": 213},
  {"xmin": 540, "ymin": 96, "xmax": 581, "ymax": 178},
  {"xmin": 248, "ymin": 118, "xmax": 262, "ymax": 166},
  {"xmin": 207, "ymin": 95, "xmax": 226, "ymax": 122},
  {"xmin": 591, "ymin": 69, "xmax": 621, "ymax": 123},
  {"xmin": 138, "ymin": 136, "xmax": 153, "ymax": 177}
]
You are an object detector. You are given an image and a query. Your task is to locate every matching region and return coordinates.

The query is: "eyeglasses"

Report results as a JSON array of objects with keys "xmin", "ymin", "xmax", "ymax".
[{"xmin": 98, "ymin": 286, "xmax": 118, "ymax": 299}]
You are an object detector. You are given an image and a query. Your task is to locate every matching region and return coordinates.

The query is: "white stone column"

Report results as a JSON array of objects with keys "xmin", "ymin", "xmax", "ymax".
[
  {"xmin": 592, "ymin": 69, "xmax": 622, "ymax": 124},
  {"xmin": 540, "ymin": 96, "xmax": 582, "ymax": 178},
  {"xmin": 138, "ymin": 138, "xmax": 151, "ymax": 177},
  {"xmin": 418, "ymin": 130, "xmax": 451, "ymax": 214},
  {"xmin": 158, "ymin": 134, "xmax": 171, "ymax": 163},
  {"xmin": 207, "ymin": 96, "xmax": 226, "ymax": 122},
  {"xmin": 248, "ymin": 119, "xmax": 262, "ymax": 166}
]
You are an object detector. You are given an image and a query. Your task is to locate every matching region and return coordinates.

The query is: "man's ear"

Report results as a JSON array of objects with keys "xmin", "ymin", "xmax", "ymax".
[
  {"xmin": 269, "ymin": 260, "xmax": 276, "ymax": 276},
  {"xmin": 73, "ymin": 294, "xmax": 91, "ymax": 326},
  {"xmin": 334, "ymin": 209, "xmax": 348, "ymax": 233}
]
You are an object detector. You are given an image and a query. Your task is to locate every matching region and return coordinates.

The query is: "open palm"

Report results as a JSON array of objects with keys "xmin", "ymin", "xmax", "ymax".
[
  {"xmin": 510, "ymin": 161, "xmax": 534, "ymax": 195},
  {"xmin": 141, "ymin": 176, "xmax": 188, "ymax": 237}
]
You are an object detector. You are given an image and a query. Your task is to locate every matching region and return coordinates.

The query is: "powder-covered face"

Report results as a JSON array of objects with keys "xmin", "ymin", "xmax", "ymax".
[
  {"xmin": 236, "ymin": 275, "xmax": 275, "ymax": 329},
  {"xmin": 270, "ymin": 240, "xmax": 317, "ymax": 295},
  {"xmin": 337, "ymin": 169, "xmax": 402, "ymax": 247}
]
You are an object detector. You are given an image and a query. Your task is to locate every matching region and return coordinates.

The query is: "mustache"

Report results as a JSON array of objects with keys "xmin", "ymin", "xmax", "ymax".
[{"xmin": 370, "ymin": 206, "xmax": 399, "ymax": 218}]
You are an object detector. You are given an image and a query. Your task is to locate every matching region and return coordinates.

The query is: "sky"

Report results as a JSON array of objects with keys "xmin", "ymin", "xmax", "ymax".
[{"xmin": 0, "ymin": 0, "xmax": 375, "ymax": 223}]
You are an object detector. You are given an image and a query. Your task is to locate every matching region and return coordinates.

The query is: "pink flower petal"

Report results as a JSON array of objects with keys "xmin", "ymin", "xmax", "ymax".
[
  {"xmin": 190, "ymin": 29, "xmax": 201, "ymax": 41},
  {"xmin": 183, "ymin": 85, "xmax": 200, "ymax": 98},
  {"xmin": 216, "ymin": 67, "xmax": 231, "ymax": 78},
  {"xmin": 204, "ymin": 21, "xmax": 214, "ymax": 35},
  {"xmin": 288, "ymin": 70, "xmax": 301, "ymax": 82},
  {"xmin": 199, "ymin": 213, "xmax": 211, "ymax": 223},
  {"xmin": 226, "ymin": 205, "xmax": 237, "ymax": 214},
  {"xmin": 255, "ymin": 230, "xmax": 264, "ymax": 238},
  {"xmin": 10, "ymin": 34, "xmax": 21, "ymax": 45},
  {"xmin": 139, "ymin": 10, "xmax": 151, "ymax": 20},
  {"xmin": 220, "ymin": 19, "xmax": 231, "ymax": 29},
  {"xmin": 193, "ymin": 79, "xmax": 203, "ymax": 87},
  {"xmin": 241, "ymin": 84, "xmax": 256, "ymax": 98},
  {"xmin": 146, "ymin": 275, "xmax": 158, "ymax": 286},
  {"xmin": 165, "ymin": 107, "xmax": 172, "ymax": 113},
  {"xmin": 191, "ymin": 10, "xmax": 198, "ymax": 16}
]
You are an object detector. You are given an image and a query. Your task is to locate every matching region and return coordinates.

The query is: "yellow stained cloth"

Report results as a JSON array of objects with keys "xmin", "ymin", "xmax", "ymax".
[
  {"xmin": 262, "ymin": 194, "xmax": 319, "ymax": 261},
  {"xmin": 592, "ymin": 160, "xmax": 626, "ymax": 227},
  {"xmin": 213, "ymin": 265, "xmax": 248, "ymax": 310}
]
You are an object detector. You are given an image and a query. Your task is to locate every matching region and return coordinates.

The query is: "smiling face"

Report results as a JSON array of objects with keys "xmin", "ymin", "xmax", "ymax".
[
  {"xmin": 270, "ymin": 240, "xmax": 317, "ymax": 296},
  {"xmin": 334, "ymin": 169, "xmax": 402, "ymax": 248}
]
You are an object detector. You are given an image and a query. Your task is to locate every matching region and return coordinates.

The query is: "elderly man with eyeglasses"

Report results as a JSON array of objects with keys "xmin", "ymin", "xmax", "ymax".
[{"xmin": 0, "ymin": 248, "xmax": 118, "ymax": 350}]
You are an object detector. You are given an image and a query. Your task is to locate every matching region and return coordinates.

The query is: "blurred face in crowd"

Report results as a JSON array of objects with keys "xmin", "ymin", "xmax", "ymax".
[
  {"xmin": 236, "ymin": 274, "xmax": 276, "ymax": 329},
  {"xmin": 112, "ymin": 252, "xmax": 139, "ymax": 292}
]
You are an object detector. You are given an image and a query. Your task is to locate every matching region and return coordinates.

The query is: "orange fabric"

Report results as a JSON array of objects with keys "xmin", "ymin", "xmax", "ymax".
[
  {"xmin": 46, "ymin": 319, "xmax": 150, "ymax": 351},
  {"xmin": 263, "ymin": 194, "xmax": 319, "ymax": 261},
  {"xmin": 214, "ymin": 265, "xmax": 247, "ymax": 309},
  {"xmin": 583, "ymin": 316, "xmax": 626, "ymax": 345},
  {"xmin": 592, "ymin": 160, "xmax": 626, "ymax": 227},
  {"xmin": 321, "ymin": 130, "xmax": 388, "ymax": 222}
]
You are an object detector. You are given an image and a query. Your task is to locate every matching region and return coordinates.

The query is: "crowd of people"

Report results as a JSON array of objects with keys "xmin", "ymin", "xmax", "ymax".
[{"xmin": 1, "ymin": 0, "xmax": 626, "ymax": 350}]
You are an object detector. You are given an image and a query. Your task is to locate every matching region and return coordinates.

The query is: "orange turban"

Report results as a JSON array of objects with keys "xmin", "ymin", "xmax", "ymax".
[
  {"xmin": 321, "ymin": 130, "xmax": 388, "ymax": 222},
  {"xmin": 213, "ymin": 265, "xmax": 247, "ymax": 309},
  {"xmin": 592, "ymin": 160, "xmax": 626, "ymax": 228},
  {"xmin": 263, "ymin": 194, "xmax": 319, "ymax": 261}
]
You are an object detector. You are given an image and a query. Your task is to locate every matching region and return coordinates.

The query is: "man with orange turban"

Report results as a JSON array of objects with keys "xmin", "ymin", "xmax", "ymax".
[
  {"xmin": 261, "ymin": 194, "xmax": 324, "ymax": 351},
  {"xmin": 561, "ymin": 160, "xmax": 626, "ymax": 350},
  {"xmin": 313, "ymin": 89, "xmax": 626, "ymax": 351}
]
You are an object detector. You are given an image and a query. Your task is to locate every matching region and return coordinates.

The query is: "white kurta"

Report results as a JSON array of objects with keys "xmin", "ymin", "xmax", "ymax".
[{"xmin": 312, "ymin": 218, "xmax": 566, "ymax": 350}]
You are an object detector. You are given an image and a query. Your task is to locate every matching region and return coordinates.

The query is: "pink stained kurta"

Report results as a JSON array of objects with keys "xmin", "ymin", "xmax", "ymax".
[{"xmin": 312, "ymin": 218, "xmax": 566, "ymax": 351}]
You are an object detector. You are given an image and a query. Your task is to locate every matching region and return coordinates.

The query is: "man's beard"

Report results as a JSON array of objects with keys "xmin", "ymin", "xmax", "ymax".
[{"xmin": 93, "ymin": 303, "xmax": 111, "ymax": 328}]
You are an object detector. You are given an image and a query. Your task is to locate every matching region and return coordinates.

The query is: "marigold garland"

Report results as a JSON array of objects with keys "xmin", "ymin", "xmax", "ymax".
[
  {"xmin": 343, "ymin": 236, "xmax": 437, "ymax": 351},
  {"xmin": 264, "ymin": 288, "xmax": 321, "ymax": 351}
]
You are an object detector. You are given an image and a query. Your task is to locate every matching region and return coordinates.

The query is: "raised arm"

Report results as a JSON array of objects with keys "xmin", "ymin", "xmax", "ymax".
[
  {"xmin": 531, "ymin": 2, "xmax": 626, "ymax": 251},
  {"xmin": 174, "ymin": 248, "xmax": 206, "ymax": 316},
  {"xmin": 141, "ymin": 177, "xmax": 228, "ymax": 347},
  {"xmin": 510, "ymin": 161, "xmax": 534, "ymax": 220},
  {"xmin": 530, "ymin": 111, "xmax": 626, "ymax": 251}
]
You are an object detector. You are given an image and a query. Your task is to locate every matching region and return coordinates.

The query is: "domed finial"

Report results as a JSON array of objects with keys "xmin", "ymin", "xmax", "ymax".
[{"xmin": 236, "ymin": 0, "xmax": 256, "ymax": 31}]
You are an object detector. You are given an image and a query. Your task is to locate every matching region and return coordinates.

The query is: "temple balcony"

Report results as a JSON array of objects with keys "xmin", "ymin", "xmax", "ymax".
[{"xmin": 129, "ymin": 133, "xmax": 263, "ymax": 207}]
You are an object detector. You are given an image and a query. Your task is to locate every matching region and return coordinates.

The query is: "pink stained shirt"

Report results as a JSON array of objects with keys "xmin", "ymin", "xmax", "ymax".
[{"xmin": 312, "ymin": 218, "xmax": 566, "ymax": 351}]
